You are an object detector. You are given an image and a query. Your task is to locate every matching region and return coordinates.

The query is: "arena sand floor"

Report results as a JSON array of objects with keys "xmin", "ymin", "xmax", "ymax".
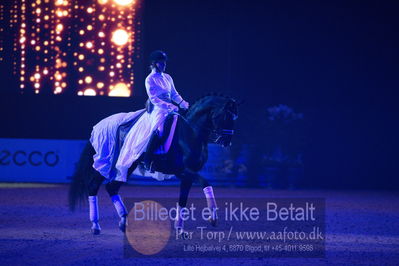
[{"xmin": 0, "ymin": 184, "xmax": 398, "ymax": 265}]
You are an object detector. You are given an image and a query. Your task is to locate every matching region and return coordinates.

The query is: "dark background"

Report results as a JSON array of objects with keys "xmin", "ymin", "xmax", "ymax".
[{"xmin": 1, "ymin": 0, "xmax": 398, "ymax": 189}]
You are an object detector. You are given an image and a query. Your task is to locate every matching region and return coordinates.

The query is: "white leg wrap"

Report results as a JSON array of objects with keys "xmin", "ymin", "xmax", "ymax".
[
  {"xmin": 89, "ymin": 196, "xmax": 101, "ymax": 232},
  {"xmin": 203, "ymin": 186, "xmax": 217, "ymax": 209},
  {"xmin": 111, "ymin": 194, "xmax": 128, "ymax": 218},
  {"xmin": 88, "ymin": 196, "xmax": 99, "ymax": 223},
  {"xmin": 174, "ymin": 205, "xmax": 184, "ymax": 230},
  {"xmin": 203, "ymin": 186, "xmax": 217, "ymax": 220}
]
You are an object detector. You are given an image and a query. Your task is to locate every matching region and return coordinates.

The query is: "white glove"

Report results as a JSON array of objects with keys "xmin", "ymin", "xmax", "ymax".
[{"xmin": 179, "ymin": 100, "xmax": 189, "ymax": 110}]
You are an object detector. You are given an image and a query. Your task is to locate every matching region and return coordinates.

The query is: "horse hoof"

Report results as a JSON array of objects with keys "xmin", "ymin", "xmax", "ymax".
[
  {"xmin": 92, "ymin": 228, "xmax": 101, "ymax": 235},
  {"xmin": 209, "ymin": 218, "xmax": 217, "ymax": 227},
  {"xmin": 118, "ymin": 217, "xmax": 127, "ymax": 233},
  {"xmin": 176, "ymin": 229, "xmax": 190, "ymax": 239},
  {"xmin": 181, "ymin": 232, "xmax": 190, "ymax": 239},
  {"xmin": 119, "ymin": 221, "xmax": 126, "ymax": 233},
  {"xmin": 91, "ymin": 222, "xmax": 101, "ymax": 235}
]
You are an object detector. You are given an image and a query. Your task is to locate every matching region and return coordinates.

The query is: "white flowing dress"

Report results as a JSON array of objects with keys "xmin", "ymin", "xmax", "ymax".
[{"xmin": 90, "ymin": 70, "xmax": 185, "ymax": 182}]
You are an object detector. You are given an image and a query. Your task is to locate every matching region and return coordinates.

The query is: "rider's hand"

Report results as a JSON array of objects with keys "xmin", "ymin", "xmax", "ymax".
[
  {"xmin": 168, "ymin": 104, "xmax": 179, "ymax": 112},
  {"xmin": 179, "ymin": 100, "xmax": 189, "ymax": 110}
]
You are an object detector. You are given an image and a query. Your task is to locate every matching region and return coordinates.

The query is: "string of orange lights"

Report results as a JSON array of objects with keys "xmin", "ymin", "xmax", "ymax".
[
  {"xmin": 0, "ymin": 2, "xmax": 4, "ymax": 63},
  {"xmin": 5, "ymin": 0, "xmax": 141, "ymax": 97}
]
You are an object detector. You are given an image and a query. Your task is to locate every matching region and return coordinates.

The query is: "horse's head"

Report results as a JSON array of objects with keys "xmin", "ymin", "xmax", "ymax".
[
  {"xmin": 208, "ymin": 98, "xmax": 238, "ymax": 147},
  {"xmin": 186, "ymin": 94, "xmax": 241, "ymax": 147},
  {"xmin": 191, "ymin": 96, "xmax": 238, "ymax": 147}
]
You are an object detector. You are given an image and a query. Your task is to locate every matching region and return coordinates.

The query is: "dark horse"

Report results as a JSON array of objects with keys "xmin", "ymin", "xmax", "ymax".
[{"xmin": 69, "ymin": 94, "xmax": 239, "ymax": 234}]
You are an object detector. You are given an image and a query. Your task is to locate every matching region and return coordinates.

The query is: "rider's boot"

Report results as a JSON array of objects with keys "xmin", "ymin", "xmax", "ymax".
[
  {"xmin": 111, "ymin": 194, "xmax": 128, "ymax": 233},
  {"xmin": 88, "ymin": 195, "xmax": 101, "ymax": 235},
  {"xmin": 143, "ymin": 131, "xmax": 160, "ymax": 173}
]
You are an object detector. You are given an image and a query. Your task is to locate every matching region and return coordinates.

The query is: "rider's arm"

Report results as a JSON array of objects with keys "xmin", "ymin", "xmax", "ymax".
[
  {"xmin": 166, "ymin": 74, "xmax": 184, "ymax": 106},
  {"xmin": 145, "ymin": 76, "xmax": 176, "ymax": 111}
]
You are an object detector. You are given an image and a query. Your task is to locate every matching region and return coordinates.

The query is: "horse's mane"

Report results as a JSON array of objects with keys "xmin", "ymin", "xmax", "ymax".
[{"xmin": 185, "ymin": 93, "xmax": 234, "ymax": 121}]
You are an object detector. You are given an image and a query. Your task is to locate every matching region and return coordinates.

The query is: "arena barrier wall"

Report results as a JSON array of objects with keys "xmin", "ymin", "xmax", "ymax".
[{"xmin": 0, "ymin": 138, "xmax": 232, "ymax": 185}]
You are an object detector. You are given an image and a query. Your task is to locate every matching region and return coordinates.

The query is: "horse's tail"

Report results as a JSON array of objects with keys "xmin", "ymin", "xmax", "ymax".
[{"xmin": 68, "ymin": 141, "xmax": 96, "ymax": 211}]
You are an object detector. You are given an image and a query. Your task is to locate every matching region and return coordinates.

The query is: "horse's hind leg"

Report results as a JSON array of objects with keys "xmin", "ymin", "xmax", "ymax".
[
  {"xmin": 106, "ymin": 181, "xmax": 128, "ymax": 233},
  {"xmin": 88, "ymin": 174, "xmax": 104, "ymax": 235}
]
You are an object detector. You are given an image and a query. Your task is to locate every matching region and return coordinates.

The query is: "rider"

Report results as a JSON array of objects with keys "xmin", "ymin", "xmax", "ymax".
[{"xmin": 142, "ymin": 50, "xmax": 190, "ymax": 171}]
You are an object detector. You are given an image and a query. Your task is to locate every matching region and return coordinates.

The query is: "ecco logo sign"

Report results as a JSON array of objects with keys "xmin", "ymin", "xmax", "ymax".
[{"xmin": 0, "ymin": 150, "xmax": 59, "ymax": 167}]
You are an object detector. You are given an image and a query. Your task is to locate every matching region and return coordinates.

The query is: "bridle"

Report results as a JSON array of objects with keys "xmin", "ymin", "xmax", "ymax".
[
  {"xmin": 209, "ymin": 128, "xmax": 235, "ymax": 146},
  {"xmin": 208, "ymin": 106, "xmax": 238, "ymax": 146}
]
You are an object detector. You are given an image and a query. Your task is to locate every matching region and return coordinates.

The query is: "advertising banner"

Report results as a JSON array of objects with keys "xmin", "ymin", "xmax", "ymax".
[{"xmin": 0, "ymin": 138, "xmax": 87, "ymax": 183}]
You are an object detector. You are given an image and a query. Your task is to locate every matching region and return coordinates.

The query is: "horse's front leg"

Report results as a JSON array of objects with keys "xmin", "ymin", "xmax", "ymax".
[
  {"xmin": 175, "ymin": 172, "xmax": 193, "ymax": 233},
  {"xmin": 182, "ymin": 171, "xmax": 218, "ymax": 227},
  {"xmin": 194, "ymin": 173, "xmax": 218, "ymax": 227}
]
